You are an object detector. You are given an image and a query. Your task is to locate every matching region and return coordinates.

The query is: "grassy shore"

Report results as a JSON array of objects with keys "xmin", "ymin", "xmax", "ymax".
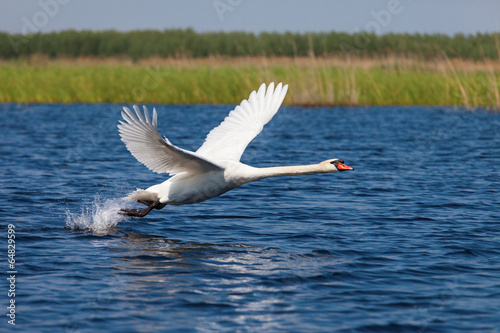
[{"xmin": 1, "ymin": 56, "xmax": 499, "ymax": 109}]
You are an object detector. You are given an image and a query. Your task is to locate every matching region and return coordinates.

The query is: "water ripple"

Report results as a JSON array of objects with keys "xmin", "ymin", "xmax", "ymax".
[{"xmin": 1, "ymin": 104, "xmax": 499, "ymax": 332}]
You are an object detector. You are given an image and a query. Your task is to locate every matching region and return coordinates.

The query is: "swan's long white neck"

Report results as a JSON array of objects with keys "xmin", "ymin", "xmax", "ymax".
[{"xmin": 240, "ymin": 164, "xmax": 336, "ymax": 183}]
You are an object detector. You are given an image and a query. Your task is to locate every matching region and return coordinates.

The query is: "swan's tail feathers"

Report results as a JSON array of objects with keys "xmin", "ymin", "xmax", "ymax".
[{"xmin": 123, "ymin": 189, "xmax": 158, "ymax": 202}]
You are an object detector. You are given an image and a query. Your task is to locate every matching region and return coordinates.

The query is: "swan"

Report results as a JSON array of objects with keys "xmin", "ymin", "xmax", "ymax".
[{"xmin": 118, "ymin": 82, "xmax": 354, "ymax": 217}]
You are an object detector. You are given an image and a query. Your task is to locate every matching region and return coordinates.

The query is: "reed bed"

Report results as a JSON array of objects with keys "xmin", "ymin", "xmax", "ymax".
[{"xmin": 1, "ymin": 56, "xmax": 499, "ymax": 109}]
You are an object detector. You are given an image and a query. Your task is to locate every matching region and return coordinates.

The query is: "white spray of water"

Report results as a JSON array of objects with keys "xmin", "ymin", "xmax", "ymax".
[{"xmin": 65, "ymin": 197, "xmax": 129, "ymax": 234}]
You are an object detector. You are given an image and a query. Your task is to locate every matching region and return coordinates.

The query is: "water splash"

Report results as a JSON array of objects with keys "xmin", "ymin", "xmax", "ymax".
[{"xmin": 65, "ymin": 197, "xmax": 128, "ymax": 234}]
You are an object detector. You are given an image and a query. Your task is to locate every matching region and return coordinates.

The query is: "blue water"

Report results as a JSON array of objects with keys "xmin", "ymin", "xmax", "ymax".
[{"xmin": 1, "ymin": 103, "xmax": 500, "ymax": 332}]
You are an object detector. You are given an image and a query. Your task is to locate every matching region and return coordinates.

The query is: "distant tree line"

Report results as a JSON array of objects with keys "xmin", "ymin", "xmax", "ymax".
[{"xmin": 1, "ymin": 29, "xmax": 499, "ymax": 60}]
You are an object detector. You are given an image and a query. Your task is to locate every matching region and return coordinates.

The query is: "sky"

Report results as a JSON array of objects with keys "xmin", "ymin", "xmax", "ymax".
[{"xmin": 1, "ymin": 0, "xmax": 499, "ymax": 36}]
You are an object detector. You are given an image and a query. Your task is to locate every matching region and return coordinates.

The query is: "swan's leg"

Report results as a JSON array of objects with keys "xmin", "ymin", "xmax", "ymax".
[
  {"xmin": 138, "ymin": 200, "xmax": 166, "ymax": 210},
  {"xmin": 119, "ymin": 200, "xmax": 161, "ymax": 217}
]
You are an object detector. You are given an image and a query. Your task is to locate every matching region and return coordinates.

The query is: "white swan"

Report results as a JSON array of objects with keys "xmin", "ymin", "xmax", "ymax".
[{"xmin": 118, "ymin": 82, "xmax": 354, "ymax": 217}]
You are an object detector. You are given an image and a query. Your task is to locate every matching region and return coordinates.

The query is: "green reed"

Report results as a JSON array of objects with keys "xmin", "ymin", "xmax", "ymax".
[{"xmin": 1, "ymin": 59, "xmax": 499, "ymax": 109}]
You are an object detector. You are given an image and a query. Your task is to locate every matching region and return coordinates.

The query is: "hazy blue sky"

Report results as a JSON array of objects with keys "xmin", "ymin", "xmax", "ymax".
[{"xmin": 1, "ymin": 0, "xmax": 499, "ymax": 35}]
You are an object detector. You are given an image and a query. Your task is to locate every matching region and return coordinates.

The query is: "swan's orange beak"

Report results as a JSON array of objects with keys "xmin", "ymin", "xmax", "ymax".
[{"xmin": 337, "ymin": 162, "xmax": 354, "ymax": 171}]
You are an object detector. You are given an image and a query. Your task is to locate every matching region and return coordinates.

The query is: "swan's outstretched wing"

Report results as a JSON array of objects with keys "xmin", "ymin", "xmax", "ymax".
[
  {"xmin": 118, "ymin": 105, "xmax": 223, "ymax": 175},
  {"xmin": 196, "ymin": 82, "xmax": 288, "ymax": 162}
]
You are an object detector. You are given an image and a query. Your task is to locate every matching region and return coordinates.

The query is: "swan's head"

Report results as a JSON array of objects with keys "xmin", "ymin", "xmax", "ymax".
[{"xmin": 320, "ymin": 159, "xmax": 354, "ymax": 172}]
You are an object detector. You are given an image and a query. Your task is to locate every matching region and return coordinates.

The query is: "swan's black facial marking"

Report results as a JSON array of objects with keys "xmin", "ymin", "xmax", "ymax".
[
  {"xmin": 330, "ymin": 159, "xmax": 344, "ymax": 168},
  {"xmin": 330, "ymin": 159, "xmax": 354, "ymax": 171}
]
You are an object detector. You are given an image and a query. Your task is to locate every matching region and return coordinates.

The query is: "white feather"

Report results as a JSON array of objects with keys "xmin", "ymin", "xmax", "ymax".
[
  {"xmin": 118, "ymin": 105, "xmax": 223, "ymax": 175},
  {"xmin": 196, "ymin": 82, "xmax": 288, "ymax": 162}
]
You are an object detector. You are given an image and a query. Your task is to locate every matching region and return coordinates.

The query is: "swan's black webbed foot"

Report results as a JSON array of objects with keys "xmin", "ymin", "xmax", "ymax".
[{"xmin": 119, "ymin": 200, "xmax": 161, "ymax": 217}]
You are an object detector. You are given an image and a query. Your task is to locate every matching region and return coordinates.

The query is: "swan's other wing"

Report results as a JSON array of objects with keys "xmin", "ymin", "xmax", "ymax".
[
  {"xmin": 196, "ymin": 82, "xmax": 288, "ymax": 162},
  {"xmin": 118, "ymin": 105, "xmax": 223, "ymax": 175}
]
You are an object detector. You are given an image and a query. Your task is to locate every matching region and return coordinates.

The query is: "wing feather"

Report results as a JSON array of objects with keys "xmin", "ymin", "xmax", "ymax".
[
  {"xmin": 118, "ymin": 106, "xmax": 223, "ymax": 175},
  {"xmin": 196, "ymin": 82, "xmax": 288, "ymax": 162}
]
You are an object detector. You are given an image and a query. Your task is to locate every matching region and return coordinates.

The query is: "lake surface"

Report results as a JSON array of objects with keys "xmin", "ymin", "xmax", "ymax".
[{"xmin": 1, "ymin": 103, "xmax": 500, "ymax": 332}]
